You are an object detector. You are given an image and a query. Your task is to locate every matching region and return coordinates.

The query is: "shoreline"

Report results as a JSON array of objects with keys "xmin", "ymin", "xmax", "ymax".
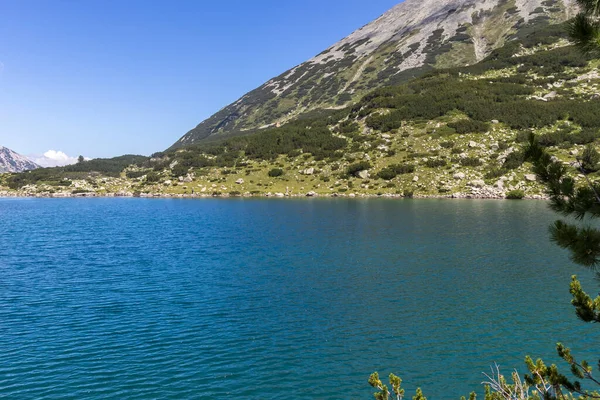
[{"xmin": 0, "ymin": 192, "xmax": 548, "ymax": 200}]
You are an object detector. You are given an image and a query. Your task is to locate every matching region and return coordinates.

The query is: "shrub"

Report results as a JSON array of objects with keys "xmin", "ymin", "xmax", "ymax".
[
  {"xmin": 337, "ymin": 120, "xmax": 359, "ymax": 134},
  {"xmin": 447, "ymin": 119, "xmax": 490, "ymax": 134},
  {"xmin": 538, "ymin": 128, "xmax": 599, "ymax": 148},
  {"xmin": 152, "ymin": 161, "xmax": 169, "ymax": 172},
  {"xmin": 460, "ymin": 157, "xmax": 483, "ymax": 167},
  {"xmin": 581, "ymin": 144, "xmax": 600, "ymax": 173},
  {"xmin": 484, "ymin": 168, "xmax": 505, "ymax": 180},
  {"xmin": 377, "ymin": 168, "xmax": 398, "ymax": 180},
  {"xmin": 503, "ymin": 152, "xmax": 525, "ymax": 170},
  {"xmin": 435, "ymin": 126, "xmax": 457, "ymax": 136},
  {"xmin": 506, "ymin": 189, "xmax": 525, "ymax": 199},
  {"xmin": 268, "ymin": 168, "xmax": 284, "ymax": 177},
  {"xmin": 172, "ymin": 164, "xmax": 189, "ymax": 177},
  {"xmin": 425, "ymin": 159, "xmax": 447, "ymax": 168},
  {"xmin": 146, "ymin": 172, "xmax": 161, "ymax": 183},
  {"xmin": 126, "ymin": 170, "xmax": 147, "ymax": 179},
  {"xmin": 572, "ymin": 128, "xmax": 600, "ymax": 145},
  {"xmin": 347, "ymin": 161, "xmax": 372, "ymax": 177},
  {"xmin": 515, "ymin": 131, "xmax": 531, "ymax": 143},
  {"xmin": 377, "ymin": 164, "xmax": 415, "ymax": 180}
]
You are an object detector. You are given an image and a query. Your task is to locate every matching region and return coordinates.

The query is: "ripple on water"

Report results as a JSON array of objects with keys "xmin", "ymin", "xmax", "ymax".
[{"xmin": 0, "ymin": 198, "xmax": 597, "ymax": 399}]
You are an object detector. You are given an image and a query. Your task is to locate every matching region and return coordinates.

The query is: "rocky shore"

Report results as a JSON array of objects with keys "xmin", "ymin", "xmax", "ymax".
[{"xmin": 0, "ymin": 189, "xmax": 546, "ymax": 200}]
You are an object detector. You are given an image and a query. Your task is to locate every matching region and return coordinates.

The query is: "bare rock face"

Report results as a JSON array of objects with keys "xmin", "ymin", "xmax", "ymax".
[
  {"xmin": 0, "ymin": 146, "xmax": 40, "ymax": 173},
  {"xmin": 525, "ymin": 174, "xmax": 537, "ymax": 182},
  {"xmin": 173, "ymin": 0, "xmax": 576, "ymax": 148},
  {"xmin": 357, "ymin": 170, "xmax": 370, "ymax": 180}
]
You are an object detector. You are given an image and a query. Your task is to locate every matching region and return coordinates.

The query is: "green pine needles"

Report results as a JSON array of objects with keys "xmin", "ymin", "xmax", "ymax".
[{"xmin": 569, "ymin": 0, "xmax": 600, "ymax": 54}]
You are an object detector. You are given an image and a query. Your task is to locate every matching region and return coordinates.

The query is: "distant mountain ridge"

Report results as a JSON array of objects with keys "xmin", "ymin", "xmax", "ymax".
[
  {"xmin": 172, "ymin": 0, "xmax": 577, "ymax": 148},
  {"xmin": 0, "ymin": 146, "xmax": 40, "ymax": 173}
]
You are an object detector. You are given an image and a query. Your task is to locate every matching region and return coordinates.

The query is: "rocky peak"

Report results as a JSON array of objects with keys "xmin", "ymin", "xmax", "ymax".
[
  {"xmin": 173, "ymin": 0, "xmax": 577, "ymax": 148},
  {"xmin": 0, "ymin": 146, "xmax": 40, "ymax": 173}
]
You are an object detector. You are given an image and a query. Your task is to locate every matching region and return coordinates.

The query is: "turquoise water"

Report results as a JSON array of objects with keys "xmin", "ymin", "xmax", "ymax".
[{"xmin": 0, "ymin": 198, "xmax": 597, "ymax": 399}]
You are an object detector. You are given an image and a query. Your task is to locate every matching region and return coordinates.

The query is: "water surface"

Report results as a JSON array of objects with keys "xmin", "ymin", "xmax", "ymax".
[{"xmin": 0, "ymin": 199, "xmax": 596, "ymax": 399}]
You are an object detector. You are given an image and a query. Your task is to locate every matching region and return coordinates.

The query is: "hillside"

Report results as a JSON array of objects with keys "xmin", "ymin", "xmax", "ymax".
[
  {"xmin": 4, "ymin": 19, "xmax": 600, "ymax": 200},
  {"xmin": 173, "ymin": 0, "xmax": 578, "ymax": 148},
  {"xmin": 0, "ymin": 146, "xmax": 40, "ymax": 173}
]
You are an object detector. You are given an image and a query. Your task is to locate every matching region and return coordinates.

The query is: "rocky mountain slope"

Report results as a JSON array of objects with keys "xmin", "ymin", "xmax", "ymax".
[
  {"xmin": 0, "ymin": 146, "xmax": 40, "ymax": 173},
  {"xmin": 173, "ymin": 0, "xmax": 577, "ymax": 148},
  {"xmin": 5, "ymin": 19, "xmax": 600, "ymax": 200}
]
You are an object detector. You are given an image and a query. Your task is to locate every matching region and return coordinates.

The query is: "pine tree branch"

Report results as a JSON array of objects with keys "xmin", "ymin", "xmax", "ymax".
[{"xmin": 575, "ymin": 158, "xmax": 600, "ymax": 205}]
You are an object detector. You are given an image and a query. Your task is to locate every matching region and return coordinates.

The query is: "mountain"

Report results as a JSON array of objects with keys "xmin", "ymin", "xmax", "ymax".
[
  {"xmin": 172, "ymin": 0, "xmax": 578, "ymax": 148},
  {"xmin": 0, "ymin": 146, "xmax": 40, "ymax": 173},
  {"xmin": 4, "ymin": 1, "xmax": 596, "ymax": 200},
  {"xmin": 6, "ymin": 21, "xmax": 599, "ymax": 200}
]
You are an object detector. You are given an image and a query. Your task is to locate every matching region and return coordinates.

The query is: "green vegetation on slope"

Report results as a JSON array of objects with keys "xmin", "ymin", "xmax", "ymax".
[
  {"xmin": 4, "ymin": 155, "xmax": 147, "ymax": 190},
  {"xmin": 4, "ymin": 19, "xmax": 600, "ymax": 200},
  {"xmin": 174, "ymin": 2, "xmax": 575, "ymax": 147}
]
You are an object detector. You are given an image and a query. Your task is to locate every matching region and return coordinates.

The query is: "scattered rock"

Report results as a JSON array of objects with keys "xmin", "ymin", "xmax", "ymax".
[
  {"xmin": 491, "ymin": 120, "xmax": 499, "ymax": 124},
  {"xmin": 236, "ymin": 178, "xmax": 244, "ymax": 185},
  {"xmin": 468, "ymin": 141, "xmax": 478, "ymax": 148},
  {"xmin": 453, "ymin": 172, "xmax": 465, "ymax": 180},
  {"xmin": 302, "ymin": 167, "xmax": 315, "ymax": 175},
  {"xmin": 413, "ymin": 176, "xmax": 419, "ymax": 182},
  {"xmin": 357, "ymin": 170, "xmax": 370, "ymax": 180},
  {"xmin": 573, "ymin": 70, "xmax": 600, "ymax": 82},
  {"xmin": 306, "ymin": 191, "xmax": 317, "ymax": 197},
  {"xmin": 525, "ymin": 174, "xmax": 537, "ymax": 182},
  {"xmin": 544, "ymin": 91, "xmax": 558, "ymax": 100},
  {"xmin": 470, "ymin": 180, "xmax": 485, "ymax": 188}
]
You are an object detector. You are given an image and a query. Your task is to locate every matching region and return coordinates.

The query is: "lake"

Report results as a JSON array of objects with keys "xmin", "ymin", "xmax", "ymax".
[{"xmin": 0, "ymin": 198, "xmax": 596, "ymax": 399}]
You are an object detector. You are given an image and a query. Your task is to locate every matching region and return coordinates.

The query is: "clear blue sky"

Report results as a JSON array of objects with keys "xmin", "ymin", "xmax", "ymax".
[{"xmin": 0, "ymin": 0, "xmax": 401, "ymax": 158}]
